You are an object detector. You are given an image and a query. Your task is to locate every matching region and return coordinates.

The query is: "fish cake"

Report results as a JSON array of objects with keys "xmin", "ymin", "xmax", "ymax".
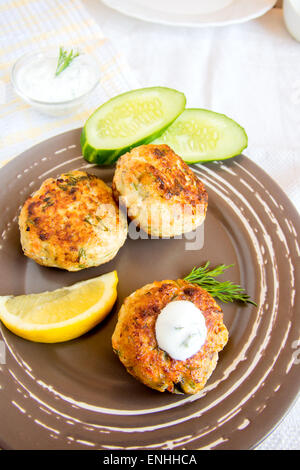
[
  {"xmin": 19, "ymin": 170, "xmax": 127, "ymax": 271},
  {"xmin": 112, "ymin": 144, "xmax": 208, "ymax": 237},
  {"xmin": 112, "ymin": 279, "xmax": 228, "ymax": 394}
]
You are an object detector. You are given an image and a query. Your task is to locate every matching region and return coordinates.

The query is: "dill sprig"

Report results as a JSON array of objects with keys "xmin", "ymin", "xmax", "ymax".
[
  {"xmin": 55, "ymin": 46, "xmax": 79, "ymax": 77},
  {"xmin": 184, "ymin": 262, "xmax": 257, "ymax": 306}
]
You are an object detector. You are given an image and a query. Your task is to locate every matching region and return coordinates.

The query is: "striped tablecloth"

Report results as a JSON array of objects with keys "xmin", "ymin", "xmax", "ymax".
[{"xmin": 0, "ymin": 0, "xmax": 138, "ymax": 163}]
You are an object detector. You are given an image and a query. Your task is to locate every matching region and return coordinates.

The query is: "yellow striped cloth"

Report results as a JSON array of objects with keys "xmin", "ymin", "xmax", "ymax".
[{"xmin": 0, "ymin": 0, "xmax": 138, "ymax": 162}]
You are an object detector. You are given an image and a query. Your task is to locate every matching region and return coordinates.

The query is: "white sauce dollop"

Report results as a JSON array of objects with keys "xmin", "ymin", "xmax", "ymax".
[
  {"xmin": 155, "ymin": 300, "xmax": 207, "ymax": 361},
  {"xmin": 16, "ymin": 55, "xmax": 97, "ymax": 103}
]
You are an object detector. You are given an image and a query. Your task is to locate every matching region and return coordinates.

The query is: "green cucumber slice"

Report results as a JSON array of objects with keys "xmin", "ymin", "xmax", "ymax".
[
  {"xmin": 81, "ymin": 87, "xmax": 186, "ymax": 164},
  {"xmin": 152, "ymin": 108, "xmax": 248, "ymax": 163}
]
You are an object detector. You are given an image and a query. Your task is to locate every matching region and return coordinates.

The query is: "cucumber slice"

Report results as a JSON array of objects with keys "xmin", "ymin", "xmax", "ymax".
[
  {"xmin": 81, "ymin": 87, "xmax": 186, "ymax": 164},
  {"xmin": 152, "ymin": 108, "xmax": 248, "ymax": 163}
]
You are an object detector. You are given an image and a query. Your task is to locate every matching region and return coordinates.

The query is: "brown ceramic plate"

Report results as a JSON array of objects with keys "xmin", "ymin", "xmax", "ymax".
[{"xmin": 0, "ymin": 128, "xmax": 299, "ymax": 450}]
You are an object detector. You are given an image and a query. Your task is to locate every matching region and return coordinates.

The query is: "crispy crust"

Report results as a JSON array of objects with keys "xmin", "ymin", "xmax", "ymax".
[
  {"xmin": 19, "ymin": 171, "xmax": 127, "ymax": 271},
  {"xmin": 112, "ymin": 144, "xmax": 208, "ymax": 237},
  {"xmin": 112, "ymin": 279, "xmax": 228, "ymax": 394}
]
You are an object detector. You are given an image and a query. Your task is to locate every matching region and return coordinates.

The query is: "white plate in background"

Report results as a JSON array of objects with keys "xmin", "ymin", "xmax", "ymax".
[{"xmin": 101, "ymin": 0, "xmax": 277, "ymax": 27}]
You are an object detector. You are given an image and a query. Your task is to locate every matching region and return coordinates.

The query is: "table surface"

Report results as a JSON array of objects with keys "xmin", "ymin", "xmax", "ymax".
[{"xmin": 82, "ymin": 0, "xmax": 299, "ymax": 450}]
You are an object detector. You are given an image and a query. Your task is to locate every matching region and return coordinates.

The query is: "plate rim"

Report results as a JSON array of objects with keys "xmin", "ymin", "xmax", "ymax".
[{"xmin": 101, "ymin": 0, "xmax": 277, "ymax": 28}]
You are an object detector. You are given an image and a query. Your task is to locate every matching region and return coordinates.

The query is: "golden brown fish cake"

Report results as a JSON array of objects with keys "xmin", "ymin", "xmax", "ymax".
[
  {"xmin": 112, "ymin": 144, "xmax": 208, "ymax": 237},
  {"xmin": 112, "ymin": 279, "xmax": 228, "ymax": 394},
  {"xmin": 19, "ymin": 170, "xmax": 127, "ymax": 271}
]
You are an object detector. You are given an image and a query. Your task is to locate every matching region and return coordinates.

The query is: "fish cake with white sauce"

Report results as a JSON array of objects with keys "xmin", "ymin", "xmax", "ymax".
[
  {"xmin": 19, "ymin": 170, "xmax": 127, "ymax": 271},
  {"xmin": 112, "ymin": 279, "xmax": 228, "ymax": 394},
  {"xmin": 112, "ymin": 144, "xmax": 208, "ymax": 237}
]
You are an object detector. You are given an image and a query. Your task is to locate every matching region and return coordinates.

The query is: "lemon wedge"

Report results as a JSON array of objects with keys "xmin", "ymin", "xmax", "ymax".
[{"xmin": 0, "ymin": 271, "xmax": 118, "ymax": 343}]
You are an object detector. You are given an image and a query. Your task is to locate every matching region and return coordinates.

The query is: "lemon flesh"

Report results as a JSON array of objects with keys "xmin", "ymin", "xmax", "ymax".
[{"xmin": 0, "ymin": 271, "xmax": 118, "ymax": 343}]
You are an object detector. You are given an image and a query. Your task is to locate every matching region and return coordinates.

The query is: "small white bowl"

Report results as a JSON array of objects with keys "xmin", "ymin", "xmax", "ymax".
[
  {"xmin": 11, "ymin": 49, "xmax": 100, "ymax": 116},
  {"xmin": 283, "ymin": 0, "xmax": 300, "ymax": 42}
]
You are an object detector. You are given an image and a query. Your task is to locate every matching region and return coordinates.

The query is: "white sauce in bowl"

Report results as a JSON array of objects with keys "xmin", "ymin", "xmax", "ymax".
[
  {"xmin": 15, "ymin": 54, "xmax": 98, "ymax": 103},
  {"xmin": 155, "ymin": 300, "xmax": 207, "ymax": 361}
]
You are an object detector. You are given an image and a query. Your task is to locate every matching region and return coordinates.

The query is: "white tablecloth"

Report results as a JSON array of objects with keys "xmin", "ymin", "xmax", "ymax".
[{"xmin": 83, "ymin": 1, "xmax": 300, "ymax": 450}]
